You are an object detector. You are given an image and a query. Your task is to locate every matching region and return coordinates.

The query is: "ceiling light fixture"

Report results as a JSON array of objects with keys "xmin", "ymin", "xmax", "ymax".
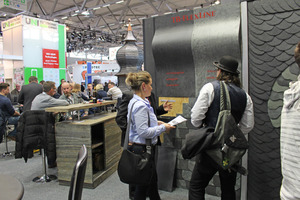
[
  {"xmin": 116, "ymin": 0, "xmax": 124, "ymax": 4},
  {"xmin": 61, "ymin": 16, "xmax": 68, "ymax": 19},
  {"xmin": 93, "ymin": 6, "xmax": 101, "ymax": 10},
  {"xmin": 103, "ymin": 4, "xmax": 110, "ymax": 7},
  {"xmin": 81, "ymin": 10, "xmax": 90, "ymax": 15},
  {"xmin": 215, "ymin": 0, "xmax": 220, "ymax": 4}
]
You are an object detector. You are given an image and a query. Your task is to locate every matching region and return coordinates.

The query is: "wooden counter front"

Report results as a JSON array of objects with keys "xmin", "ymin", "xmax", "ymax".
[{"xmin": 55, "ymin": 112, "xmax": 122, "ymax": 188}]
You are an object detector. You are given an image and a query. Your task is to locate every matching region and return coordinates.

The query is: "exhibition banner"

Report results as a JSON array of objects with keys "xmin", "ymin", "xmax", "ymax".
[
  {"xmin": 1, "ymin": 15, "xmax": 22, "ymax": 31},
  {"xmin": 43, "ymin": 49, "xmax": 59, "ymax": 68},
  {"xmin": 13, "ymin": 68, "xmax": 24, "ymax": 85},
  {"xmin": 23, "ymin": 15, "xmax": 58, "ymax": 30}
]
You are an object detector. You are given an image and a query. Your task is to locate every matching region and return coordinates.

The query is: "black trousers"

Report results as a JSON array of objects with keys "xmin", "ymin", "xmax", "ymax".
[
  {"xmin": 128, "ymin": 144, "xmax": 161, "ymax": 200},
  {"xmin": 189, "ymin": 153, "xmax": 237, "ymax": 200}
]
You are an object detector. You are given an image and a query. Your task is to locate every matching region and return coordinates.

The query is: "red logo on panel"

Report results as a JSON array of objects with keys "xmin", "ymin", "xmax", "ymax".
[{"xmin": 43, "ymin": 49, "xmax": 59, "ymax": 68}]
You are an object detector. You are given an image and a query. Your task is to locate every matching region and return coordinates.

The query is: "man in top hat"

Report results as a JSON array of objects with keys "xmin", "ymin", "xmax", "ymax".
[{"xmin": 189, "ymin": 55, "xmax": 254, "ymax": 200}]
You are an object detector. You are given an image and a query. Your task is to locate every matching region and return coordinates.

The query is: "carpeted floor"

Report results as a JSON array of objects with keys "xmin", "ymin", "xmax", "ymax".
[{"xmin": 0, "ymin": 140, "xmax": 218, "ymax": 200}]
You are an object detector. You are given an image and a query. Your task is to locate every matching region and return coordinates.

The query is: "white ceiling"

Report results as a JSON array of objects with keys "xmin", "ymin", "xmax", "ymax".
[{"xmin": 0, "ymin": 0, "xmax": 220, "ymax": 54}]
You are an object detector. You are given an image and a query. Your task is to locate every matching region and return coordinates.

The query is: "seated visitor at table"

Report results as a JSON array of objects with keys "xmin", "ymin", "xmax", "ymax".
[
  {"xmin": 95, "ymin": 84, "xmax": 107, "ymax": 100},
  {"xmin": 107, "ymin": 82, "xmax": 122, "ymax": 100},
  {"xmin": 31, "ymin": 81, "xmax": 69, "ymax": 110},
  {"xmin": 0, "ymin": 83, "xmax": 21, "ymax": 142},
  {"xmin": 59, "ymin": 82, "xmax": 87, "ymax": 118},
  {"xmin": 7, "ymin": 83, "xmax": 20, "ymax": 105},
  {"xmin": 72, "ymin": 83, "xmax": 89, "ymax": 101}
]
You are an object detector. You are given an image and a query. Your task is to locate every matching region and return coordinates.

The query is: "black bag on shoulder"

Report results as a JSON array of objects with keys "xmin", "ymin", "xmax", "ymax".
[
  {"xmin": 206, "ymin": 81, "xmax": 249, "ymax": 170},
  {"xmin": 117, "ymin": 101, "xmax": 155, "ymax": 185}
]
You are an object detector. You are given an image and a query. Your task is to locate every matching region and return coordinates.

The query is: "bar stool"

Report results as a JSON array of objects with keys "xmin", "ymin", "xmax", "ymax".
[{"xmin": 2, "ymin": 121, "xmax": 15, "ymax": 157}]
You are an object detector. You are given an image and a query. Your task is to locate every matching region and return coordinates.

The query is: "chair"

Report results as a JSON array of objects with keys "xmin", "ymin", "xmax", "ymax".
[
  {"xmin": 68, "ymin": 144, "xmax": 88, "ymax": 200},
  {"xmin": 0, "ymin": 110, "xmax": 14, "ymax": 157}
]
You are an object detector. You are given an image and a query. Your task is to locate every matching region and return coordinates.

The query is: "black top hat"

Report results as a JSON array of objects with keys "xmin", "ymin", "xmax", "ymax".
[{"xmin": 213, "ymin": 56, "xmax": 240, "ymax": 74}]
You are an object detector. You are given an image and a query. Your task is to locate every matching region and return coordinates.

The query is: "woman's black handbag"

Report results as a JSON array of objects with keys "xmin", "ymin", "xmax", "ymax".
[{"xmin": 117, "ymin": 101, "xmax": 154, "ymax": 185}]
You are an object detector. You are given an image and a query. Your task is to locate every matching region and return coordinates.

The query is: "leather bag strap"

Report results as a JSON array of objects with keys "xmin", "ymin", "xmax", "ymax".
[{"xmin": 220, "ymin": 81, "xmax": 231, "ymax": 111}]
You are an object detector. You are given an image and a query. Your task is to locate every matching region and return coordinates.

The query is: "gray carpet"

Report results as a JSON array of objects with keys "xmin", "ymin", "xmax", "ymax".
[{"xmin": 0, "ymin": 140, "xmax": 218, "ymax": 200}]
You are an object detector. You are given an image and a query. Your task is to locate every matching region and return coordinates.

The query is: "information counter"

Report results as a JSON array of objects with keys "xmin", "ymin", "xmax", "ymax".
[{"xmin": 46, "ymin": 102, "xmax": 121, "ymax": 188}]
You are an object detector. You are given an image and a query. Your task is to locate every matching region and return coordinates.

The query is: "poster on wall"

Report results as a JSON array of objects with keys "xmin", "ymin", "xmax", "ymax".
[
  {"xmin": 43, "ymin": 49, "xmax": 59, "ymax": 68},
  {"xmin": 43, "ymin": 68, "xmax": 60, "ymax": 87},
  {"xmin": 13, "ymin": 68, "xmax": 24, "ymax": 85},
  {"xmin": 0, "ymin": 68, "xmax": 4, "ymax": 83},
  {"xmin": 71, "ymin": 61, "xmax": 120, "ymax": 84}
]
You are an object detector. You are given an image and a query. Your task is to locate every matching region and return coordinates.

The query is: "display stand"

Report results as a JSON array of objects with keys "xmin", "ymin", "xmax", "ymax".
[{"xmin": 45, "ymin": 102, "xmax": 121, "ymax": 189}]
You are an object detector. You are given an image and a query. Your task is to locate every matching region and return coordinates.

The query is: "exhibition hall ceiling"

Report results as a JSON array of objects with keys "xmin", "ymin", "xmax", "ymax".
[{"xmin": 0, "ymin": 0, "xmax": 220, "ymax": 53}]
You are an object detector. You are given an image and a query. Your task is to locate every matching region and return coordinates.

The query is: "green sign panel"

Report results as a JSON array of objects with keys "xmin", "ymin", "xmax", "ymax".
[{"xmin": 24, "ymin": 67, "xmax": 43, "ymax": 85}]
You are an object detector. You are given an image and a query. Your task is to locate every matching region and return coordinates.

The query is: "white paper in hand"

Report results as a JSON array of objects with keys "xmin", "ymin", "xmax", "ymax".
[{"xmin": 168, "ymin": 115, "xmax": 187, "ymax": 126}]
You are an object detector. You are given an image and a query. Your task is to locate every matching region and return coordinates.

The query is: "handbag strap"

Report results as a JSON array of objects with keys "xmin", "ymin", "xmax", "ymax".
[
  {"xmin": 220, "ymin": 81, "xmax": 231, "ymax": 111},
  {"xmin": 123, "ymin": 101, "xmax": 152, "ymax": 153}
]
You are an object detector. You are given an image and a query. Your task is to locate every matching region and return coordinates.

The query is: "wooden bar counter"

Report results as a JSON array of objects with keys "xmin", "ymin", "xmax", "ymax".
[{"xmin": 46, "ymin": 103, "xmax": 121, "ymax": 189}]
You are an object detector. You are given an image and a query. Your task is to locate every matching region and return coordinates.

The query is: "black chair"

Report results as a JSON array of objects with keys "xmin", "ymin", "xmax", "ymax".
[
  {"xmin": 68, "ymin": 144, "xmax": 88, "ymax": 200},
  {"xmin": 0, "ymin": 110, "xmax": 14, "ymax": 157}
]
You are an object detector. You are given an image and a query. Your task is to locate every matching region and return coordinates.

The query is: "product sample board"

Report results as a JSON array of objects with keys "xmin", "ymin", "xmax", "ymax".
[
  {"xmin": 54, "ymin": 112, "xmax": 121, "ymax": 188},
  {"xmin": 144, "ymin": 3, "xmax": 241, "ymax": 97}
]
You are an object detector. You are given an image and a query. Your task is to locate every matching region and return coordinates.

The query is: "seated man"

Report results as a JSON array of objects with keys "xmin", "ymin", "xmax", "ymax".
[
  {"xmin": 31, "ymin": 81, "xmax": 69, "ymax": 110},
  {"xmin": 31, "ymin": 81, "xmax": 69, "ymax": 168},
  {"xmin": 0, "ymin": 83, "xmax": 20, "ymax": 141},
  {"xmin": 7, "ymin": 83, "xmax": 20, "ymax": 105},
  {"xmin": 59, "ymin": 82, "xmax": 87, "ymax": 118},
  {"xmin": 59, "ymin": 82, "xmax": 84, "ymax": 104},
  {"xmin": 107, "ymin": 82, "xmax": 122, "ymax": 100}
]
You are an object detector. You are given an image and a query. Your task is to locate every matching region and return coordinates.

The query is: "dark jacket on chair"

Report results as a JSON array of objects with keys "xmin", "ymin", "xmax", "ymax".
[{"xmin": 15, "ymin": 110, "xmax": 56, "ymax": 162}]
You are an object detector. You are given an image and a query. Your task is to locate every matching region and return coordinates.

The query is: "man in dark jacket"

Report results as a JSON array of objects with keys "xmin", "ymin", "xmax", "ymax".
[
  {"xmin": 18, "ymin": 76, "xmax": 43, "ymax": 111},
  {"xmin": 189, "ymin": 56, "xmax": 254, "ymax": 200}
]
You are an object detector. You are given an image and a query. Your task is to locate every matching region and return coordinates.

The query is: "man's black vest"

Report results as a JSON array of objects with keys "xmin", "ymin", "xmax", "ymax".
[{"xmin": 204, "ymin": 81, "xmax": 247, "ymax": 127}]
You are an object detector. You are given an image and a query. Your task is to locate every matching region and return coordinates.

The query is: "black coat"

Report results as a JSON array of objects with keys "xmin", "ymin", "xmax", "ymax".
[
  {"xmin": 115, "ymin": 91, "xmax": 167, "ymax": 146},
  {"xmin": 15, "ymin": 110, "xmax": 56, "ymax": 163}
]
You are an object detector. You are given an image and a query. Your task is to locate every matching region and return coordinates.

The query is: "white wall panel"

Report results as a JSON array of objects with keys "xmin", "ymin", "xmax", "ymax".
[
  {"xmin": 3, "ymin": 30, "xmax": 13, "ymax": 55},
  {"xmin": 23, "ymin": 25, "xmax": 42, "ymax": 68},
  {"xmin": 12, "ymin": 26, "xmax": 23, "ymax": 56},
  {"xmin": 42, "ymin": 29, "xmax": 58, "ymax": 50}
]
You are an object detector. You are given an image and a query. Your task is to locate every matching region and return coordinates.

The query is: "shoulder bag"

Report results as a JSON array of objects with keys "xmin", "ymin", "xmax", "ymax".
[
  {"xmin": 117, "ymin": 101, "xmax": 155, "ymax": 185},
  {"xmin": 206, "ymin": 81, "xmax": 249, "ymax": 171}
]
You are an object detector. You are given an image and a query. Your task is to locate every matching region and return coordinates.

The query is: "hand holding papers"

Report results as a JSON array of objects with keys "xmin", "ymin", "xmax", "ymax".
[{"xmin": 168, "ymin": 115, "xmax": 187, "ymax": 126}]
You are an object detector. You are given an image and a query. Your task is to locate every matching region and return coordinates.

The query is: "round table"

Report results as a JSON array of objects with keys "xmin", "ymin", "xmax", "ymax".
[{"xmin": 0, "ymin": 174, "xmax": 24, "ymax": 200}]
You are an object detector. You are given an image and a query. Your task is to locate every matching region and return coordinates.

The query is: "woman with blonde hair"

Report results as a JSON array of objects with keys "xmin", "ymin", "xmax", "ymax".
[
  {"xmin": 95, "ymin": 84, "xmax": 107, "ymax": 99},
  {"xmin": 125, "ymin": 71, "xmax": 175, "ymax": 200}
]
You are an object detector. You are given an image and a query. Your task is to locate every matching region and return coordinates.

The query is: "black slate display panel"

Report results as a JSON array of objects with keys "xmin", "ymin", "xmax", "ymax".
[
  {"xmin": 144, "ymin": 3, "xmax": 241, "ymax": 98},
  {"xmin": 152, "ymin": 11, "xmax": 195, "ymax": 97}
]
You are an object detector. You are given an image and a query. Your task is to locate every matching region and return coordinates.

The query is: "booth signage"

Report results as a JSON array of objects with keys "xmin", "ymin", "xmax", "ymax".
[
  {"xmin": 43, "ymin": 49, "xmax": 59, "ymax": 68},
  {"xmin": 1, "ymin": 15, "xmax": 22, "ymax": 30},
  {"xmin": 0, "ymin": 0, "xmax": 27, "ymax": 12},
  {"xmin": 24, "ymin": 16, "xmax": 58, "ymax": 30}
]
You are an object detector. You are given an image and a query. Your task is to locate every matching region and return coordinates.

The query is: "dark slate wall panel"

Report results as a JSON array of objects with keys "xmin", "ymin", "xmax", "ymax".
[
  {"xmin": 248, "ymin": 0, "xmax": 300, "ymax": 199},
  {"xmin": 152, "ymin": 11, "xmax": 195, "ymax": 97},
  {"xmin": 192, "ymin": 3, "xmax": 241, "ymax": 94},
  {"xmin": 143, "ymin": 18, "xmax": 157, "ymax": 91}
]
